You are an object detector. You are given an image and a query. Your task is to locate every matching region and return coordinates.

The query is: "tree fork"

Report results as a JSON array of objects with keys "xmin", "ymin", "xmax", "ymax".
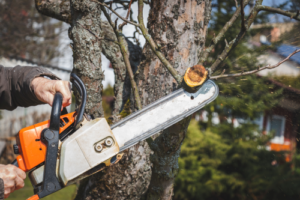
[
  {"xmin": 101, "ymin": 5, "xmax": 142, "ymax": 110},
  {"xmin": 100, "ymin": 22, "xmax": 127, "ymax": 118}
]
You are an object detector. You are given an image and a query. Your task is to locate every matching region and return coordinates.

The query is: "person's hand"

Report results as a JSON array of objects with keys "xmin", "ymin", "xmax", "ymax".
[
  {"xmin": 0, "ymin": 164, "xmax": 26, "ymax": 198},
  {"xmin": 31, "ymin": 77, "xmax": 72, "ymax": 108}
]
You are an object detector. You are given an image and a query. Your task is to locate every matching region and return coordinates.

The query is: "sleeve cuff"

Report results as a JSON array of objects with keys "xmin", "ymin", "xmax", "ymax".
[{"xmin": 0, "ymin": 178, "xmax": 4, "ymax": 200}]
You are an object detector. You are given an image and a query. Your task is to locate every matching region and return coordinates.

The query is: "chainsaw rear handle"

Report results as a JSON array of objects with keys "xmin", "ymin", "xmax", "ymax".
[
  {"xmin": 70, "ymin": 73, "xmax": 87, "ymax": 129},
  {"xmin": 11, "ymin": 74, "xmax": 86, "ymax": 167},
  {"xmin": 49, "ymin": 92, "xmax": 63, "ymax": 131},
  {"xmin": 11, "ymin": 93, "xmax": 62, "ymax": 167}
]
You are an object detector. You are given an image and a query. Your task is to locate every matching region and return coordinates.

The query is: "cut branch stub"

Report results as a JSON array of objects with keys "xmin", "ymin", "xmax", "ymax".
[{"xmin": 184, "ymin": 65, "xmax": 208, "ymax": 88}]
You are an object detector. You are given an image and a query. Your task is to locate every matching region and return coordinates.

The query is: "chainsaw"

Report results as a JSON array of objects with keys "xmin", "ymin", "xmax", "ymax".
[{"xmin": 11, "ymin": 73, "xmax": 218, "ymax": 200}]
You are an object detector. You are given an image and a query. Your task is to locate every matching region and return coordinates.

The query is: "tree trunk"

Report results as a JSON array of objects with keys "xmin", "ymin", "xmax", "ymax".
[
  {"xmin": 136, "ymin": 1, "xmax": 212, "ymax": 199},
  {"xmin": 70, "ymin": 0, "xmax": 104, "ymax": 118},
  {"xmin": 74, "ymin": 0, "xmax": 212, "ymax": 199},
  {"xmin": 37, "ymin": 0, "xmax": 212, "ymax": 199}
]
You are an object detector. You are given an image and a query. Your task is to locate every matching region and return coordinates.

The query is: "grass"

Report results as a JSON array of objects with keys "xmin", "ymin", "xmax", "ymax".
[{"xmin": 7, "ymin": 177, "xmax": 77, "ymax": 200}]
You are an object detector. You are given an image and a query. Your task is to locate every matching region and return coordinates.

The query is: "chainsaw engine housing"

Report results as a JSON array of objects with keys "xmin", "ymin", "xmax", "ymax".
[{"xmin": 59, "ymin": 117, "xmax": 119, "ymax": 185}]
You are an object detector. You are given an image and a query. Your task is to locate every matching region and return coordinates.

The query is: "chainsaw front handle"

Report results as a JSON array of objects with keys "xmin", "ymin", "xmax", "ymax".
[{"xmin": 70, "ymin": 73, "xmax": 87, "ymax": 129}]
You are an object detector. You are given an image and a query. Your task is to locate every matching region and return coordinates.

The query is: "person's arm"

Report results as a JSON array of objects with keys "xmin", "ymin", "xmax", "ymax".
[
  {"xmin": 0, "ymin": 65, "xmax": 71, "ymax": 110},
  {"xmin": 0, "ymin": 66, "xmax": 72, "ymax": 199},
  {"xmin": 0, "ymin": 65, "xmax": 58, "ymax": 110}
]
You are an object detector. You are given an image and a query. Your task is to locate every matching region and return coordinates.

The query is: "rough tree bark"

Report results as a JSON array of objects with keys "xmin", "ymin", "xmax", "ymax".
[{"xmin": 69, "ymin": 0, "xmax": 104, "ymax": 118}]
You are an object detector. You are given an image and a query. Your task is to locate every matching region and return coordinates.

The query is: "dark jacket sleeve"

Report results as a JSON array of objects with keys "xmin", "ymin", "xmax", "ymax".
[
  {"xmin": 0, "ymin": 178, "xmax": 3, "ymax": 200},
  {"xmin": 0, "ymin": 65, "xmax": 60, "ymax": 110}
]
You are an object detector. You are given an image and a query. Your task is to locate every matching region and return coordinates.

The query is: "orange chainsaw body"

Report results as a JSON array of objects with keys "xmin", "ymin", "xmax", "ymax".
[{"xmin": 15, "ymin": 112, "xmax": 76, "ymax": 172}]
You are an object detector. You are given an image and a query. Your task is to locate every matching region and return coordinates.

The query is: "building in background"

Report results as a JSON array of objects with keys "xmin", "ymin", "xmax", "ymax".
[{"xmin": 262, "ymin": 78, "xmax": 300, "ymax": 161}]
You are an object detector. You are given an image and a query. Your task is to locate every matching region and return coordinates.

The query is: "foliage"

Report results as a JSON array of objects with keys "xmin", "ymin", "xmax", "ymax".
[
  {"xmin": 173, "ymin": 0, "xmax": 300, "ymax": 199},
  {"xmin": 102, "ymin": 84, "xmax": 114, "ymax": 97},
  {"xmin": 174, "ymin": 120, "xmax": 300, "ymax": 200},
  {"xmin": 102, "ymin": 84, "xmax": 114, "ymax": 118}
]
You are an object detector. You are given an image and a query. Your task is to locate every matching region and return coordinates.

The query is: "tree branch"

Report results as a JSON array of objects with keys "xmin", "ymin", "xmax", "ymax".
[
  {"xmin": 211, "ymin": 49, "xmax": 300, "ymax": 79},
  {"xmin": 198, "ymin": 0, "xmax": 251, "ymax": 65},
  {"xmin": 256, "ymin": 5, "xmax": 300, "ymax": 21},
  {"xmin": 91, "ymin": 0, "xmax": 140, "ymax": 27},
  {"xmin": 137, "ymin": 0, "xmax": 182, "ymax": 84},
  {"xmin": 35, "ymin": 0, "xmax": 71, "ymax": 24},
  {"xmin": 119, "ymin": 0, "xmax": 133, "ymax": 29},
  {"xmin": 207, "ymin": 2, "xmax": 300, "ymax": 74},
  {"xmin": 101, "ymin": 5, "xmax": 142, "ymax": 110},
  {"xmin": 240, "ymin": 0, "xmax": 246, "ymax": 31},
  {"xmin": 209, "ymin": 0, "xmax": 263, "ymax": 74},
  {"xmin": 234, "ymin": 0, "xmax": 239, "ymax": 9}
]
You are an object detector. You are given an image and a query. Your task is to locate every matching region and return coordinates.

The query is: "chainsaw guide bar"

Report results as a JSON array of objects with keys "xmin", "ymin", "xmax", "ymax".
[{"xmin": 112, "ymin": 79, "xmax": 219, "ymax": 152}]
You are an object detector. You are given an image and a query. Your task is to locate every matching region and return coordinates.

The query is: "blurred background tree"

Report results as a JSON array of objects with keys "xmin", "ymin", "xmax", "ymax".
[
  {"xmin": 174, "ymin": 120, "xmax": 300, "ymax": 200},
  {"xmin": 174, "ymin": 0, "xmax": 300, "ymax": 199},
  {"xmin": 0, "ymin": 0, "xmax": 65, "ymax": 63}
]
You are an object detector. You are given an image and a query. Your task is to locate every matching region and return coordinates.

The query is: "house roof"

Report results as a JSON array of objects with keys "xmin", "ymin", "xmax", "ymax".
[
  {"xmin": 256, "ymin": 73, "xmax": 300, "ymax": 111},
  {"xmin": 267, "ymin": 77, "xmax": 300, "ymax": 112},
  {"xmin": 267, "ymin": 77, "xmax": 300, "ymax": 95},
  {"xmin": 277, "ymin": 44, "xmax": 300, "ymax": 65}
]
